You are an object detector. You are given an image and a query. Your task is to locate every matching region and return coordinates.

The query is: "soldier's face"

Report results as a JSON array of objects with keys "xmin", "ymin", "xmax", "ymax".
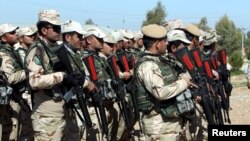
[
  {"xmin": 42, "ymin": 25, "xmax": 61, "ymax": 43},
  {"xmin": 21, "ymin": 34, "xmax": 35, "ymax": 46},
  {"xmin": 2, "ymin": 30, "xmax": 18, "ymax": 45},
  {"xmin": 67, "ymin": 32, "xmax": 82, "ymax": 48},
  {"xmin": 101, "ymin": 43, "xmax": 114, "ymax": 56},
  {"xmin": 92, "ymin": 36, "xmax": 104, "ymax": 50},
  {"xmin": 157, "ymin": 38, "xmax": 167, "ymax": 55}
]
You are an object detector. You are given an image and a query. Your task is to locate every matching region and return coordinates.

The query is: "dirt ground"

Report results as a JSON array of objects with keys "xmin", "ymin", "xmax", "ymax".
[{"xmin": 229, "ymin": 74, "xmax": 250, "ymax": 124}]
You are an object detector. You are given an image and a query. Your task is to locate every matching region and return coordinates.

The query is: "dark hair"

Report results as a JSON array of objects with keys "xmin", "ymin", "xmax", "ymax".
[
  {"xmin": 37, "ymin": 21, "xmax": 51, "ymax": 35},
  {"xmin": 204, "ymin": 42, "xmax": 216, "ymax": 51},
  {"xmin": 183, "ymin": 30, "xmax": 199, "ymax": 42},
  {"xmin": 142, "ymin": 35, "xmax": 159, "ymax": 50},
  {"xmin": 62, "ymin": 32, "xmax": 76, "ymax": 42},
  {"xmin": 168, "ymin": 40, "xmax": 182, "ymax": 53}
]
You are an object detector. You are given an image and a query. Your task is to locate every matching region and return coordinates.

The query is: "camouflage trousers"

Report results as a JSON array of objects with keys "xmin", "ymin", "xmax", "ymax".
[
  {"xmin": 142, "ymin": 110, "xmax": 183, "ymax": 141},
  {"xmin": 64, "ymin": 107, "xmax": 81, "ymax": 141},
  {"xmin": 80, "ymin": 102, "xmax": 118, "ymax": 141},
  {"xmin": 0, "ymin": 101, "xmax": 20, "ymax": 141},
  {"xmin": 184, "ymin": 102, "xmax": 208, "ymax": 141},
  {"xmin": 31, "ymin": 113, "xmax": 66, "ymax": 141},
  {"xmin": 19, "ymin": 94, "xmax": 34, "ymax": 141}
]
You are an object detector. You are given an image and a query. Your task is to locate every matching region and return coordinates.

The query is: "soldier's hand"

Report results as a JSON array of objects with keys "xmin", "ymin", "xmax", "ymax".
[
  {"xmin": 87, "ymin": 81, "xmax": 96, "ymax": 93},
  {"xmin": 212, "ymin": 70, "xmax": 219, "ymax": 80},
  {"xmin": 195, "ymin": 96, "xmax": 202, "ymax": 103},
  {"xmin": 122, "ymin": 72, "xmax": 132, "ymax": 80}
]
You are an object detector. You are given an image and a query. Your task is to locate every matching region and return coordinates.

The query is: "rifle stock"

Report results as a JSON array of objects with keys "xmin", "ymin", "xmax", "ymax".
[
  {"xmin": 83, "ymin": 54, "xmax": 109, "ymax": 137},
  {"xmin": 107, "ymin": 55, "xmax": 132, "ymax": 130},
  {"xmin": 55, "ymin": 46, "xmax": 93, "ymax": 129},
  {"xmin": 175, "ymin": 47, "xmax": 218, "ymax": 125}
]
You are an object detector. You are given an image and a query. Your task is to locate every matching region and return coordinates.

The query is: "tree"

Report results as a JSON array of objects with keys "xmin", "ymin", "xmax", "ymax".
[
  {"xmin": 247, "ymin": 31, "xmax": 250, "ymax": 38},
  {"xmin": 244, "ymin": 31, "xmax": 250, "ymax": 58},
  {"xmin": 215, "ymin": 15, "xmax": 241, "ymax": 54},
  {"xmin": 197, "ymin": 17, "xmax": 211, "ymax": 31},
  {"xmin": 229, "ymin": 51, "xmax": 243, "ymax": 71},
  {"xmin": 85, "ymin": 18, "xmax": 95, "ymax": 25},
  {"xmin": 142, "ymin": 1, "xmax": 167, "ymax": 26}
]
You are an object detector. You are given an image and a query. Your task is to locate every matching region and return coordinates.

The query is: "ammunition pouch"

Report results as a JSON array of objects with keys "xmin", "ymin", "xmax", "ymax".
[
  {"xmin": 175, "ymin": 89, "xmax": 195, "ymax": 117},
  {"xmin": 102, "ymin": 79, "xmax": 116, "ymax": 100},
  {"xmin": 0, "ymin": 86, "xmax": 13, "ymax": 105}
]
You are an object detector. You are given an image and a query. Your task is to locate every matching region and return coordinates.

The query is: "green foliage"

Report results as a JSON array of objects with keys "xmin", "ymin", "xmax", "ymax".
[
  {"xmin": 247, "ymin": 31, "xmax": 250, "ymax": 38},
  {"xmin": 215, "ymin": 15, "xmax": 241, "ymax": 54},
  {"xmin": 85, "ymin": 18, "xmax": 95, "ymax": 25},
  {"xmin": 229, "ymin": 50, "xmax": 243, "ymax": 71},
  {"xmin": 197, "ymin": 17, "xmax": 211, "ymax": 31},
  {"xmin": 231, "ymin": 70, "xmax": 244, "ymax": 76},
  {"xmin": 142, "ymin": 1, "xmax": 167, "ymax": 26}
]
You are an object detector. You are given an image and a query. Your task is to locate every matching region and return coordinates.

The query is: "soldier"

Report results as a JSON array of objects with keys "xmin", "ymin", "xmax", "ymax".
[
  {"xmin": 15, "ymin": 27, "xmax": 36, "ymax": 141},
  {"xmin": 81, "ymin": 25, "xmax": 108, "ymax": 141},
  {"xmin": 179, "ymin": 24, "xmax": 201, "ymax": 50},
  {"xmin": 24, "ymin": 9, "xmax": 72, "ymax": 140},
  {"xmin": 0, "ymin": 23, "xmax": 26, "ymax": 141},
  {"xmin": 61, "ymin": 20, "xmax": 97, "ymax": 141},
  {"xmin": 133, "ymin": 24, "xmax": 193, "ymax": 141},
  {"xmin": 15, "ymin": 27, "xmax": 36, "ymax": 62}
]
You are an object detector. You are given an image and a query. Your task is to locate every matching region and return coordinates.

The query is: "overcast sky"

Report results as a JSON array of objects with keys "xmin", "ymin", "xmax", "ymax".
[{"xmin": 1, "ymin": 0, "xmax": 249, "ymax": 31}]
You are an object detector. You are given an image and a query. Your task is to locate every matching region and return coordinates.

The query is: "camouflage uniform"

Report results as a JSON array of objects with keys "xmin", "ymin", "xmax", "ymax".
[
  {"xmin": 133, "ymin": 24, "xmax": 192, "ymax": 141},
  {"xmin": 82, "ymin": 47, "xmax": 116, "ymax": 141},
  {"xmin": 15, "ymin": 26, "xmax": 36, "ymax": 141},
  {"xmin": 0, "ymin": 24, "xmax": 27, "ymax": 141},
  {"xmin": 25, "ymin": 37, "xmax": 67, "ymax": 141}
]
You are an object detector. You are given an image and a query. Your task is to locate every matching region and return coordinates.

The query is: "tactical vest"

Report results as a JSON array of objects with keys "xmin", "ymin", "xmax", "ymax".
[
  {"xmin": 0, "ymin": 44, "xmax": 27, "ymax": 93},
  {"xmin": 26, "ymin": 40, "xmax": 64, "ymax": 100},
  {"xmin": 133, "ymin": 54, "xmax": 180, "ymax": 117},
  {"xmin": 83, "ymin": 49, "xmax": 110, "ymax": 81},
  {"xmin": 83, "ymin": 49, "xmax": 115, "ymax": 99}
]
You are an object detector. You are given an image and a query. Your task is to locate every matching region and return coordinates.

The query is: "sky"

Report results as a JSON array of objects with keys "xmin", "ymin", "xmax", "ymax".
[{"xmin": 1, "ymin": 0, "xmax": 249, "ymax": 31}]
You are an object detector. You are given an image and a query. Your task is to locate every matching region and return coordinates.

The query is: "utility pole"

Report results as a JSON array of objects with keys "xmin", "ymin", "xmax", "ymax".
[{"xmin": 241, "ymin": 27, "xmax": 246, "ymax": 58}]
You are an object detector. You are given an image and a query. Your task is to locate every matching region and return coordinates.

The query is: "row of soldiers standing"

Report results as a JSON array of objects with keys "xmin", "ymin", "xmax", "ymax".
[{"xmin": 0, "ymin": 9, "xmax": 232, "ymax": 141}]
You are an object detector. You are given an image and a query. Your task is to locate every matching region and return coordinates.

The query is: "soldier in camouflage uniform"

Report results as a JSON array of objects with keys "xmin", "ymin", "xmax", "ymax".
[
  {"xmin": 0, "ymin": 23, "xmax": 26, "ymax": 141},
  {"xmin": 179, "ymin": 24, "xmax": 209, "ymax": 141},
  {"xmin": 81, "ymin": 25, "xmax": 109, "ymax": 141},
  {"xmin": 25, "ymin": 9, "xmax": 72, "ymax": 141},
  {"xmin": 61, "ymin": 20, "xmax": 97, "ymax": 141},
  {"xmin": 133, "ymin": 24, "xmax": 193, "ymax": 141},
  {"xmin": 15, "ymin": 27, "xmax": 36, "ymax": 141}
]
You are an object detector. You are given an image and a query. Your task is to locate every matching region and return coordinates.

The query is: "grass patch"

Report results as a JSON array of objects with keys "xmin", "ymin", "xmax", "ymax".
[{"xmin": 231, "ymin": 70, "xmax": 244, "ymax": 76}]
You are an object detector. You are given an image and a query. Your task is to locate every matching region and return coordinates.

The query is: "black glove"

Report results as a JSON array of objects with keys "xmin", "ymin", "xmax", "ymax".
[
  {"xmin": 63, "ymin": 72, "xmax": 85, "ymax": 86},
  {"xmin": 73, "ymin": 72, "xmax": 85, "ymax": 86}
]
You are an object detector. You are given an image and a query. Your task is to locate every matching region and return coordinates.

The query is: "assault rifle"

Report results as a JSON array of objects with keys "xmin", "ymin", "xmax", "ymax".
[
  {"xmin": 0, "ymin": 58, "xmax": 31, "ymax": 112},
  {"xmin": 210, "ymin": 51, "xmax": 231, "ymax": 124},
  {"xmin": 217, "ymin": 49, "xmax": 233, "ymax": 100},
  {"xmin": 107, "ymin": 55, "xmax": 133, "ymax": 138},
  {"xmin": 203, "ymin": 58, "xmax": 224, "ymax": 124},
  {"xmin": 175, "ymin": 47, "xmax": 217, "ymax": 125},
  {"xmin": 116, "ymin": 51, "xmax": 140, "ymax": 122},
  {"xmin": 83, "ymin": 54, "xmax": 108, "ymax": 137},
  {"xmin": 55, "ymin": 46, "xmax": 93, "ymax": 129}
]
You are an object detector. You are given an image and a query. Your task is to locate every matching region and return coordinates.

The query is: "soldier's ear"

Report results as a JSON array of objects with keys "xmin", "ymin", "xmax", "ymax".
[
  {"xmin": 40, "ymin": 27, "xmax": 48, "ymax": 36},
  {"xmin": 0, "ymin": 35, "xmax": 7, "ymax": 42},
  {"xmin": 19, "ymin": 36, "xmax": 24, "ymax": 43},
  {"xmin": 65, "ymin": 34, "xmax": 72, "ymax": 43},
  {"xmin": 86, "ymin": 36, "xmax": 92, "ymax": 44}
]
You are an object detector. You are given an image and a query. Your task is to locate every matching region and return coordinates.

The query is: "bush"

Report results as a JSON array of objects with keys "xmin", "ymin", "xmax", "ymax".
[{"xmin": 229, "ymin": 51, "xmax": 243, "ymax": 71}]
